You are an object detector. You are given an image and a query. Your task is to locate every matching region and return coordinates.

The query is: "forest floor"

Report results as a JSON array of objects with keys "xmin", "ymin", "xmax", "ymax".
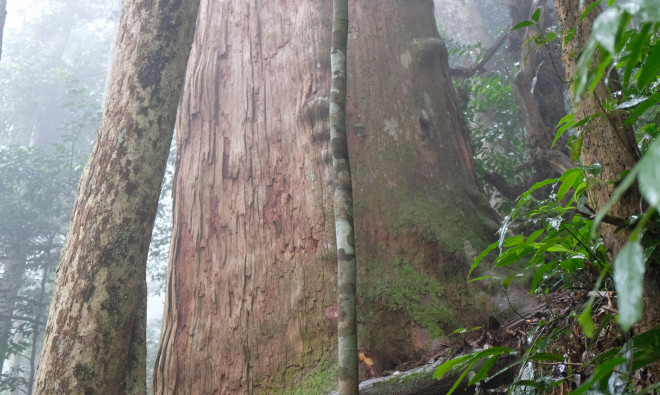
[{"xmin": 350, "ymin": 290, "xmax": 653, "ymax": 394}]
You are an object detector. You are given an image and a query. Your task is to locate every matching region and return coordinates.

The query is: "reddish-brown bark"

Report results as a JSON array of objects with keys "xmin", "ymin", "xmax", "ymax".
[{"xmin": 154, "ymin": 1, "xmax": 502, "ymax": 393}]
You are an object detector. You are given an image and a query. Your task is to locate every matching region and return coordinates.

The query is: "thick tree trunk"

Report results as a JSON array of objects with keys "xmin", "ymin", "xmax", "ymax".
[
  {"xmin": 154, "ymin": 0, "xmax": 501, "ymax": 393},
  {"xmin": 555, "ymin": 0, "xmax": 641, "ymax": 258},
  {"xmin": 33, "ymin": 0, "xmax": 199, "ymax": 393},
  {"xmin": 152, "ymin": 2, "xmax": 337, "ymax": 393},
  {"xmin": 347, "ymin": 0, "xmax": 501, "ymax": 371}
]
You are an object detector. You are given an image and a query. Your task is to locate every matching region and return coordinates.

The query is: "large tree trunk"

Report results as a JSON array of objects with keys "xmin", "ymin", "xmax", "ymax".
[
  {"xmin": 33, "ymin": 0, "xmax": 199, "ymax": 393},
  {"xmin": 154, "ymin": 0, "xmax": 501, "ymax": 393}
]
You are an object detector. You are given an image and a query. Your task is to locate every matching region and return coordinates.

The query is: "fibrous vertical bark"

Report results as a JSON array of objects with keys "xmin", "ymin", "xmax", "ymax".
[
  {"xmin": 152, "ymin": 2, "xmax": 337, "ymax": 393},
  {"xmin": 330, "ymin": 0, "xmax": 358, "ymax": 393},
  {"xmin": 33, "ymin": 0, "xmax": 199, "ymax": 392},
  {"xmin": 155, "ymin": 1, "xmax": 502, "ymax": 392}
]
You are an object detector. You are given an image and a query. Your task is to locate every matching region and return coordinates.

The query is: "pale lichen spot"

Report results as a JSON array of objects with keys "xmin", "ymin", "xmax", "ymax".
[
  {"xmin": 384, "ymin": 118, "xmax": 399, "ymax": 140},
  {"xmin": 400, "ymin": 51, "xmax": 411, "ymax": 69},
  {"xmin": 423, "ymin": 91, "xmax": 432, "ymax": 108},
  {"xmin": 118, "ymin": 128, "xmax": 127, "ymax": 144}
]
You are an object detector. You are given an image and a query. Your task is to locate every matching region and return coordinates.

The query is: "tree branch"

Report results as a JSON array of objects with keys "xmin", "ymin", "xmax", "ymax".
[{"xmin": 451, "ymin": 25, "xmax": 512, "ymax": 77}]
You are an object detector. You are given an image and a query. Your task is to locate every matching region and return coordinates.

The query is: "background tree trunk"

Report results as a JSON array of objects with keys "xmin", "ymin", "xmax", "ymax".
[
  {"xmin": 0, "ymin": 250, "xmax": 25, "ymax": 376},
  {"xmin": 509, "ymin": 0, "xmax": 571, "ymax": 194},
  {"xmin": 33, "ymin": 0, "xmax": 199, "ymax": 392},
  {"xmin": 347, "ymin": 0, "xmax": 501, "ymax": 372},
  {"xmin": 154, "ymin": 0, "xmax": 503, "ymax": 393}
]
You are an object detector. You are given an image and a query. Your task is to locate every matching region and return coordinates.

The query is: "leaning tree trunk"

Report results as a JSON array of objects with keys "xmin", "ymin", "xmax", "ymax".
[
  {"xmin": 33, "ymin": 0, "xmax": 199, "ymax": 393},
  {"xmin": 154, "ymin": 0, "xmax": 502, "ymax": 393},
  {"xmin": 329, "ymin": 0, "xmax": 358, "ymax": 393}
]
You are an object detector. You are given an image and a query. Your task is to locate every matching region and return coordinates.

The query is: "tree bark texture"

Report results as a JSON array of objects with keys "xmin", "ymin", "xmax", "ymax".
[
  {"xmin": 347, "ymin": 0, "xmax": 501, "ymax": 371},
  {"xmin": 33, "ymin": 0, "xmax": 200, "ymax": 393},
  {"xmin": 154, "ymin": 0, "xmax": 501, "ymax": 393},
  {"xmin": 509, "ymin": 0, "xmax": 572, "ymax": 196},
  {"xmin": 330, "ymin": 0, "xmax": 358, "ymax": 393},
  {"xmin": 554, "ymin": 0, "xmax": 641, "ymax": 259}
]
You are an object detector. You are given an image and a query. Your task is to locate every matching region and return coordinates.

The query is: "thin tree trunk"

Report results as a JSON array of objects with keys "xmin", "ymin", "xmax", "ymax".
[
  {"xmin": 33, "ymin": 0, "xmax": 199, "ymax": 393},
  {"xmin": 330, "ymin": 1, "xmax": 358, "ymax": 393},
  {"xmin": 28, "ymin": 250, "xmax": 52, "ymax": 395},
  {"xmin": 0, "ymin": 250, "xmax": 25, "ymax": 376},
  {"xmin": 0, "ymin": 0, "xmax": 5, "ymax": 62}
]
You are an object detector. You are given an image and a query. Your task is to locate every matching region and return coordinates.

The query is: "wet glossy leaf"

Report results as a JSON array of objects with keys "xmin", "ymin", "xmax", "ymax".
[
  {"xmin": 638, "ymin": 139, "xmax": 660, "ymax": 212},
  {"xmin": 614, "ymin": 241, "xmax": 645, "ymax": 331}
]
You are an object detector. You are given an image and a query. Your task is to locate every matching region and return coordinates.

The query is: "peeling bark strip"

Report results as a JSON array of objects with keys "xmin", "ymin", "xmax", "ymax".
[
  {"xmin": 331, "ymin": 1, "xmax": 358, "ymax": 394},
  {"xmin": 33, "ymin": 0, "xmax": 200, "ymax": 393}
]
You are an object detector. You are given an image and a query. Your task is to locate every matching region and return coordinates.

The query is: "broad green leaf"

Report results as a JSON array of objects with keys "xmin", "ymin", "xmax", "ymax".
[
  {"xmin": 614, "ymin": 95, "xmax": 651, "ymax": 110},
  {"xmin": 433, "ymin": 354, "xmax": 472, "ymax": 379},
  {"xmin": 620, "ymin": 0, "xmax": 660, "ymax": 22},
  {"xmin": 592, "ymin": 8, "xmax": 626, "ymax": 53},
  {"xmin": 638, "ymin": 138, "xmax": 660, "ymax": 212},
  {"xmin": 527, "ymin": 229, "xmax": 544, "ymax": 243},
  {"xmin": 614, "ymin": 241, "xmax": 645, "ymax": 331},
  {"xmin": 553, "ymin": 113, "xmax": 573, "ymax": 148},
  {"xmin": 571, "ymin": 357, "xmax": 627, "ymax": 395},
  {"xmin": 563, "ymin": 28, "xmax": 576, "ymax": 45},
  {"xmin": 637, "ymin": 42, "xmax": 660, "ymax": 88},
  {"xmin": 579, "ymin": 303, "xmax": 595, "ymax": 337},
  {"xmin": 557, "ymin": 169, "xmax": 581, "ymax": 201},
  {"xmin": 628, "ymin": 326, "xmax": 660, "ymax": 370},
  {"xmin": 503, "ymin": 235, "xmax": 525, "ymax": 247},
  {"xmin": 469, "ymin": 241, "xmax": 498, "ymax": 278},
  {"xmin": 512, "ymin": 20, "xmax": 534, "ymax": 30},
  {"xmin": 531, "ymin": 8, "xmax": 541, "ymax": 22},
  {"xmin": 468, "ymin": 355, "xmax": 498, "ymax": 385},
  {"xmin": 580, "ymin": 0, "xmax": 603, "ymax": 23}
]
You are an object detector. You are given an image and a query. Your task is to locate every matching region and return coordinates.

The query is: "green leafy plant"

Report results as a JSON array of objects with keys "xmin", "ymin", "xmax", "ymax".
[{"xmin": 436, "ymin": 0, "xmax": 660, "ymax": 392}]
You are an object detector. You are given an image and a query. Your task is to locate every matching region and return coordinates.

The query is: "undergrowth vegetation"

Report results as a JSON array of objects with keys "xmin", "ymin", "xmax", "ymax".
[{"xmin": 436, "ymin": 0, "xmax": 660, "ymax": 393}]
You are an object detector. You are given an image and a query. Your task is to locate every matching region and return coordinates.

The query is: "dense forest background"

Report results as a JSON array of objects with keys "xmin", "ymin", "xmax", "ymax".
[{"xmin": 0, "ymin": 0, "xmax": 658, "ymax": 393}]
